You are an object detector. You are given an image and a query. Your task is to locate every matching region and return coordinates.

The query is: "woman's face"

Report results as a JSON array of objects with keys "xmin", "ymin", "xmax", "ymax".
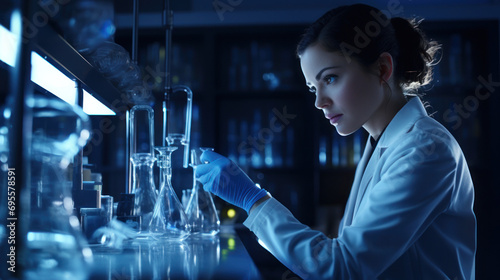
[{"xmin": 300, "ymin": 43, "xmax": 386, "ymax": 137}]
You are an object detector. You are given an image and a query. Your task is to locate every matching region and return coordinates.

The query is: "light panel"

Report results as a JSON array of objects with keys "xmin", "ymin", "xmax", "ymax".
[
  {"xmin": 0, "ymin": 23, "xmax": 116, "ymax": 115},
  {"xmin": 31, "ymin": 51, "xmax": 77, "ymax": 106},
  {"xmin": 0, "ymin": 24, "xmax": 17, "ymax": 67},
  {"xmin": 83, "ymin": 90, "xmax": 116, "ymax": 115}
]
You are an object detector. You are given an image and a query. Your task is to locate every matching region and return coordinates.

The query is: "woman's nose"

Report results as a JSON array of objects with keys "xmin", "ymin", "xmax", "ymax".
[{"xmin": 314, "ymin": 91, "xmax": 331, "ymax": 109}]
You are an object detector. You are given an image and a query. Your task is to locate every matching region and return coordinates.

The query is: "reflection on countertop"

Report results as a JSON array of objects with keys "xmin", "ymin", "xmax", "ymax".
[{"xmin": 89, "ymin": 226, "xmax": 262, "ymax": 280}]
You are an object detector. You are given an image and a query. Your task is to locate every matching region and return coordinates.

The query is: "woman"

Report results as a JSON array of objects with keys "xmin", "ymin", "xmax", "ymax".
[{"xmin": 196, "ymin": 4, "xmax": 476, "ymax": 279}]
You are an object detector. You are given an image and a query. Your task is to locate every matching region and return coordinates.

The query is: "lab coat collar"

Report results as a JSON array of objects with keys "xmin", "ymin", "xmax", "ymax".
[
  {"xmin": 376, "ymin": 96, "xmax": 428, "ymax": 157},
  {"xmin": 351, "ymin": 97, "xmax": 428, "ymax": 219}
]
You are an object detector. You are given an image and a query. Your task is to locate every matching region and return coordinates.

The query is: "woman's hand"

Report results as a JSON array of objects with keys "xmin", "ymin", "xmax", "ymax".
[{"xmin": 195, "ymin": 150, "xmax": 269, "ymax": 213}]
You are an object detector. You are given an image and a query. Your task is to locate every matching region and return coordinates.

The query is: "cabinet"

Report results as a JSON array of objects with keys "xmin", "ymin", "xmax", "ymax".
[
  {"xmin": 419, "ymin": 21, "xmax": 500, "ymax": 279},
  {"xmin": 418, "ymin": 21, "xmax": 498, "ymax": 169}
]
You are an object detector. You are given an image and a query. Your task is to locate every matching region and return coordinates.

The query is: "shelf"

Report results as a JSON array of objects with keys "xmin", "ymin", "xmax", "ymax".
[
  {"xmin": 319, "ymin": 166, "xmax": 357, "ymax": 172},
  {"xmin": 252, "ymin": 166, "xmax": 310, "ymax": 172},
  {"xmin": 214, "ymin": 90, "xmax": 308, "ymax": 99},
  {"xmin": 114, "ymin": 5, "xmax": 500, "ymax": 29},
  {"xmin": 33, "ymin": 23, "xmax": 128, "ymax": 114}
]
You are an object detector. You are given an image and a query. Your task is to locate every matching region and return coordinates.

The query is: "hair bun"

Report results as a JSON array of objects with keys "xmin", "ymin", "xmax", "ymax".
[{"xmin": 390, "ymin": 17, "xmax": 440, "ymax": 90}]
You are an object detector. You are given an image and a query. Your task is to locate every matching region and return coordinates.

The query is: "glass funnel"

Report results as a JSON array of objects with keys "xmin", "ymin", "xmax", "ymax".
[
  {"xmin": 149, "ymin": 146, "xmax": 190, "ymax": 241},
  {"xmin": 184, "ymin": 148, "xmax": 220, "ymax": 236},
  {"xmin": 130, "ymin": 153, "xmax": 157, "ymax": 234},
  {"xmin": 25, "ymin": 96, "xmax": 93, "ymax": 280}
]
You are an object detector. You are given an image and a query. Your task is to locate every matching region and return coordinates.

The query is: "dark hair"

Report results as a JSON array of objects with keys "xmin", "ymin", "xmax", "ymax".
[{"xmin": 296, "ymin": 4, "xmax": 440, "ymax": 92}]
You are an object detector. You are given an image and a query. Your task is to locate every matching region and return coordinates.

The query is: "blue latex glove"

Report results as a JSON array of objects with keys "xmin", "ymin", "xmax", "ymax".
[{"xmin": 195, "ymin": 150, "xmax": 268, "ymax": 213}]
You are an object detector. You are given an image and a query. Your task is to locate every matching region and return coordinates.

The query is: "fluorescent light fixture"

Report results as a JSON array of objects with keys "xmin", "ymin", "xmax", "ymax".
[
  {"xmin": 32, "ymin": 54, "xmax": 116, "ymax": 115},
  {"xmin": 31, "ymin": 51, "xmax": 78, "ymax": 106},
  {"xmin": 0, "ymin": 24, "xmax": 17, "ymax": 67},
  {"xmin": 1, "ymin": 24, "xmax": 116, "ymax": 115},
  {"xmin": 83, "ymin": 90, "xmax": 116, "ymax": 115}
]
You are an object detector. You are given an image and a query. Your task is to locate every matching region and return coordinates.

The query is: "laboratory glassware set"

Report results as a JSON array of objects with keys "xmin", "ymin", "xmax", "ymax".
[
  {"xmin": 126, "ymin": 0, "xmax": 220, "ymax": 240},
  {"xmin": 128, "ymin": 94, "xmax": 220, "ymax": 241}
]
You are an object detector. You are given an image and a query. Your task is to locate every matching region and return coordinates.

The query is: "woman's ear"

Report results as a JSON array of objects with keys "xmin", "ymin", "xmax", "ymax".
[{"xmin": 378, "ymin": 52, "xmax": 394, "ymax": 84}]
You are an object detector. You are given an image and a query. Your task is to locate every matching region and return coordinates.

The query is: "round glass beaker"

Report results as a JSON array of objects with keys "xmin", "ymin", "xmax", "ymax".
[{"xmin": 25, "ymin": 96, "xmax": 93, "ymax": 280}]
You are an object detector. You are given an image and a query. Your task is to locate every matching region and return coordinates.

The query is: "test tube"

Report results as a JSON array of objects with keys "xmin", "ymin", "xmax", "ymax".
[
  {"xmin": 165, "ymin": 85, "xmax": 193, "ymax": 168},
  {"xmin": 128, "ymin": 105, "xmax": 155, "ymax": 194},
  {"xmin": 129, "ymin": 105, "xmax": 155, "ymax": 155}
]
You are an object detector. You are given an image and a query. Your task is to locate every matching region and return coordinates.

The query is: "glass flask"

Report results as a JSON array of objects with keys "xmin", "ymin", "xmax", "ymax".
[
  {"xmin": 185, "ymin": 148, "xmax": 220, "ymax": 236},
  {"xmin": 129, "ymin": 104, "xmax": 157, "ymax": 235},
  {"xmin": 130, "ymin": 153, "xmax": 157, "ymax": 233},
  {"xmin": 149, "ymin": 146, "xmax": 190, "ymax": 241},
  {"xmin": 25, "ymin": 96, "xmax": 93, "ymax": 280},
  {"xmin": 128, "ymin": 105, "xmax": 155, "ymax": 193},
  {"xmin": 164, "ymin": 86, "xmax": 193, "ymax": 168}
]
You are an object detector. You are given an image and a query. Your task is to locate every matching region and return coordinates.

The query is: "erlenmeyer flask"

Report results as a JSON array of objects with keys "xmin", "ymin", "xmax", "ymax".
[
  {"xmin": 25, "ymin": 96, "xmax": 93, "ymax": 280},
  {"xmin": 130, "ymin": 153, "xmax": 157, "ymax": 233},
  {"xmin": 185, "ymin": 148, "xmax": 220, "ymax": 236},
  {"xmin": 149, "ymin": 146, "xmax": 190, "ymax": 241}
]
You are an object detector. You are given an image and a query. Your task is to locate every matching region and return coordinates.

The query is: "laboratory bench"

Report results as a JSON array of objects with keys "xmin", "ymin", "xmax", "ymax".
[{"xmin": 88, "ymin": 225, "xmax": 263, "ymax": 280}]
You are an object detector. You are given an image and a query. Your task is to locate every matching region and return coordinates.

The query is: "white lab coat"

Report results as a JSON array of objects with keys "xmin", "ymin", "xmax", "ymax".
[{"xmin": 244, "ymin": 97, "xmax": 476, "ymax": 279}]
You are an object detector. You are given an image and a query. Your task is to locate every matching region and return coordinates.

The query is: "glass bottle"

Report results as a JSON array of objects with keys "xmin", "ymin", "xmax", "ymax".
[
  {"xmin": 185, "ymin": 148, "xmax": 220, "ymax": 236},
  {"xmin": 25, "ymin": 96, "xmax": 93, "ymax": 280},
  {"xmin": 149, "ymin": 146, "xmax": 190, "ymax": 241},
  {"xmin": 130, "ymin": 153, "xmax": 157, "ymax": 234}
]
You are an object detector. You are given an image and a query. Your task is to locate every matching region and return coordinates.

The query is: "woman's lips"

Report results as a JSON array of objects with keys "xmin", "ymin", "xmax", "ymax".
[{"xmin": 327, "ymin": 114, "xmax": 343, "ymax": 125}]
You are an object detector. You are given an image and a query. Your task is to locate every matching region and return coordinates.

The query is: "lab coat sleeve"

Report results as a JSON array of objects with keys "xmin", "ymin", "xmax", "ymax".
[
  {"xmin": 244, "ymin": 131, "xmax": 457, "ymax": 279},
  {"xmin": 244, "ymin": 198, "xmax": 351, "ymax": 279}
]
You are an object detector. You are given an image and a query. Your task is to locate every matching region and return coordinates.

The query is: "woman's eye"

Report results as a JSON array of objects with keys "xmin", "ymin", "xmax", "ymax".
[{"xmin": 324, "ymin": 75, "xmax": 337, "ymax": 85}]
